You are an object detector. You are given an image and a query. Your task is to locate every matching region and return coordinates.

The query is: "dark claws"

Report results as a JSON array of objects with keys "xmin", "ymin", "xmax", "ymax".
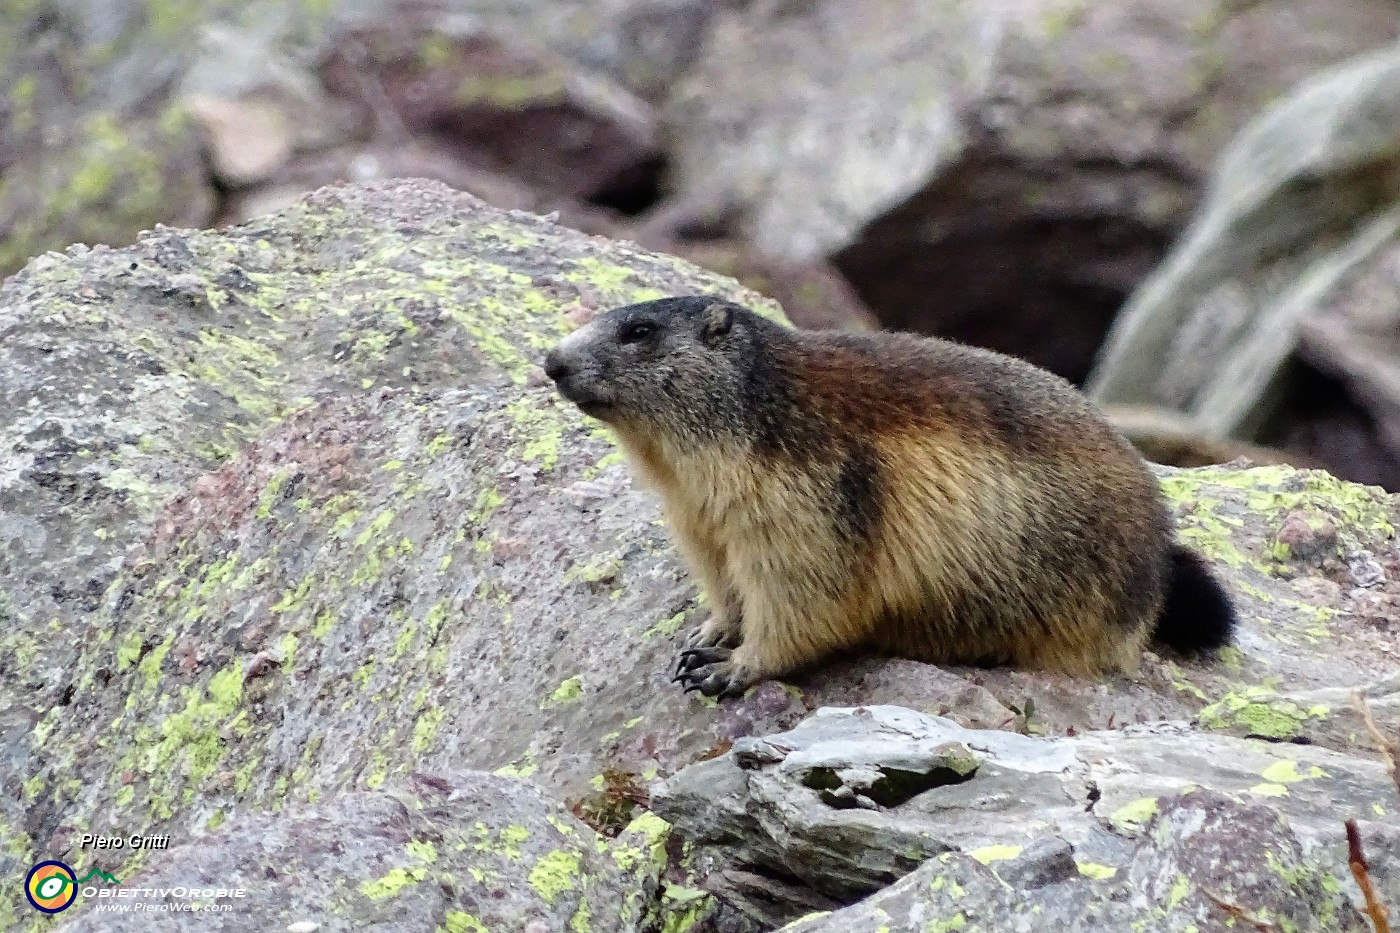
[
  {"xmin": 673, "ymin": 645, "xmax": 731, "ymax": 679},
  {"xmin": 675, "ymin": 665, "xmax": 748, "ymax": 698},
  {"xmin": 678, "ymin": 671, "xmax": 724, "ymax": 696}
]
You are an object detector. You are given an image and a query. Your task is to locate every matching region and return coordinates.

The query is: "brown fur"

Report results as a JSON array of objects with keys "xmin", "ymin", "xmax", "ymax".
[{"xmin": 544, "ymin": 297, "xmax": 1215, "ymax": 696}]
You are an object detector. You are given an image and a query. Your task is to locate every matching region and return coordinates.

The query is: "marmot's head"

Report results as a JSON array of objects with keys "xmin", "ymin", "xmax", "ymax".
[{"xmin": 544, "ymin": 296, "xmax": 773, "ymax": 442}]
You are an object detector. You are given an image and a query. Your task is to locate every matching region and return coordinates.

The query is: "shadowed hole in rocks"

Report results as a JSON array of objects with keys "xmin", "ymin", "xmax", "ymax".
[
  {"xmin": 834, "ymin": 154, "xmax": 1180, "ymax": 385},
  {"xmin": 800, "ymin": 763, "xmax": 977, "ymax": 809},
  {"xmin": 587, "ymin": 154, "xmax": 667, "ymax": 217},
  {"xmin": 716, "ymin": 866, "xmax": 844, "ymax": 926},
  {"xmin": 1262, "ymin": 361, "xmax": 1400, "ymax": 491}
]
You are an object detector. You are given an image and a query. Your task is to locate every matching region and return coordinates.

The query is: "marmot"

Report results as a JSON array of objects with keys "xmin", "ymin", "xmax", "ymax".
[{"xmin": 543, "ymin": 296, "xmax": 1235, "ymax": 697}]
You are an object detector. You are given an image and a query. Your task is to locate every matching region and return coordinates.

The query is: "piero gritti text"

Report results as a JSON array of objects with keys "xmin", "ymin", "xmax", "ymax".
[{"xmin": 79, "ymin": 833, "xmax": 171, "ymax": 851}]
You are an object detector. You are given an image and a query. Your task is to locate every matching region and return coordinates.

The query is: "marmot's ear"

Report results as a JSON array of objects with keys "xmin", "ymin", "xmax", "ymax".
[{"xmin": 700, "ymin": 302, "xmax": 733, "ymax": 343}]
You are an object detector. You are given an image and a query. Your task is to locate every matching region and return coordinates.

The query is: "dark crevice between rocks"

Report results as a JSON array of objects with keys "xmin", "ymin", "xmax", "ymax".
[
  {"xmin": 200, "ymin": 149, "xmax": 238, "ymax": 230},
  {"xmin": 1262, "ymin": 361, "xmax": 1400, "ymax": 491},
  {"xmin": 834, "ymin": 153, "xmax": 1181, "ymax": 385},
  {"xmin": 713, "ymin": 865, "xmax": 844, "ymax": 930},
  {"xmin": 801, "ymin": 763, "xmax": 977, "ymax": 810},
  {"xmin": 1251, "ymin": 732, "xmax": 1317, "ymax": 746},
  {"xmin": 587, "ymin": 154, "xmax": 668, "ymax": 217}
]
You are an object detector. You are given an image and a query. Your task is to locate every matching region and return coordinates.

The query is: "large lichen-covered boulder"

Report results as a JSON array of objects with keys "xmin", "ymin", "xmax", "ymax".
[
  {"xmin": 55, "ymin": 771, "xmax": 666, "ymax": 933},
  {"xmin": 0, "ymin": 177, "xmax": 776, "ymax": 928},
  {"xmin": 1, "ymin": 178, "xmax": 1397, "ymax": 927}
]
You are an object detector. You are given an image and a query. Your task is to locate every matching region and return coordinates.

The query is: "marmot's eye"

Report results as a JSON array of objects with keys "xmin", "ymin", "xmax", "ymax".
[{"xmin": 620, "ymin": 321, "xmax": 655, "ymax": 344}]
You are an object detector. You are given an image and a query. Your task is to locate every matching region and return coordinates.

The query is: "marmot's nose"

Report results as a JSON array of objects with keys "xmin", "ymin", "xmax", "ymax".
[{"xmin": 543, "ymin": 350, "xmax": 570, "ymax": 382}]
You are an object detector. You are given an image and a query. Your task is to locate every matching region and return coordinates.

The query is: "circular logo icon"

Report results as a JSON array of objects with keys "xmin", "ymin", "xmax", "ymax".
[{"xmin": 25, "ymin": 861, "xmax": 78, "ymax": 914}]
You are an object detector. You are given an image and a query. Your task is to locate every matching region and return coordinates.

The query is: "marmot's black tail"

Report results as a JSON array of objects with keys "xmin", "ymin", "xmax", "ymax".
[{"xmin": 1152, "ymin": 546, "xmax": 1236, "ymax": 653}]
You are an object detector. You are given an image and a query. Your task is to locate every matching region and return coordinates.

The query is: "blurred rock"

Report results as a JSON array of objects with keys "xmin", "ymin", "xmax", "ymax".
[
  {"xmin": 2, "ymin": 0, "xmax": 722, "ymax": 274},
  {"xmin": 0, "ymin": 0, "xmax": 217, "ymax": 274},
  {"xmin": 1089, "ymin": 45, "xmax": 1400, "ymax": 488},
  {"xmin": 185, "ymin": 94, "xmax": 301, "ymax": 188},
  {"xmin": 645, "ymin": 239, "xmax": 880, "ymax": 331},
  {"xmin": 663, "ymin": 0, "xmax": 1400, "ymax": 381},
  {"xmin": 1105, "ymin": 404, "xmax": 1314, "ymax": 468},
  {"xmin": 449, "ymin": 0, "xmax": 747, "ymax": 103},
  {"xmin": 318, "ymin": 14, "xmax": 661, "ymax": 202},
  {"xmin": 220, "ymin": 139, "xmax": 622, "ymax": 234},
  {"xmin": 183, "ymin": 3, "xmax": 673, "ymax": 230}
]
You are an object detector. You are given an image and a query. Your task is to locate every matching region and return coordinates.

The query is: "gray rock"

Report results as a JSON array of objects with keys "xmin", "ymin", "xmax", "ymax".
[
  {"xmin": 652, "ymin": 706, "xmax": 1399, "ymax": 928},
  {"xmin": 55, "ymin": 771, "xmax": 664, "ymax": 932},
  {"xmin": 315, "ymin": 12, "xmax": 661, "ymax": 202},
  {"xmin": 778, "ymin": 788, "xmax": 1372, "ymax": 933}
]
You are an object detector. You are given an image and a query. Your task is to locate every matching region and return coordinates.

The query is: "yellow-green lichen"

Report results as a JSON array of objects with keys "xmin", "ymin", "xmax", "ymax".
[
  {"xmin": 528, "ymin": 849, "xmax": 582, "ymax": 906},
  {"xmin": 411, "ymin": 706, "xmax": 446, "ymax": 754},
  {"xmin": 407, "ymin": 839, "xmax": 438, "ymax": 863},
  {"xmin": 1110, "ymin": 797, "xmax": 1159, "ymax": 833},
  {"xmin": 643, "ymin": 610, "xmax": 688, "ymax": 639},
  {"xmin": 658, "ymin": 884, "xmax": 712, "ymax": 933},
  {"xmin": 271, "ymin": 575, "xmax": 314, "ymax": 613},
  {"xmin": 1259, "ymin": 759, "xmax": 1326, "ymax": 784},
  {"xmin": 137, "ymin": 633, "xmax": 175, "ymax": 693},
  {"xmin": 505, "ymin": 396, "xmax": 566, "ymax": 471},
  {"xmin": 542, "ymin": 676, "xmax": 584, "ymax": 708},
  {"xmin": 441, "ymin": 911, "xmax": 489, "ymax": 933},
  {"xmin": 569, "ymin": 895, "xmax": 592, "ymax": 932},
  {"xmin": 566, "ymin": 556, "xmax": 623, "ymax": 586},
  {"xmin": 1162, "ymin": 465, "xmax": 1395, "ymax": 573},
  {"xmin": 360, "ymin": 866, "xmax": 427, "ymax": 901},
  {"xmin": 1199, "ymin": 689, "xmax": 1328, "ymax": 739},
  {"xmin": 499, "ymin": 825, "xmax": 530, "ymax": 860},
  {"xmin": 256, "ymin": 468, "xmax": 291, "ymax": 518},
  {"xmin": 1165, "ymin": 873, "xmax": 1191, "ymax": 909},
  {"xmin": 968, "ymin": 844, "xmax": 1022, "ymax": 864},
  {"xmin": 116, "ymin": 630, "xmax": 144, "ymax": 670},
  {"xmin": 495, "ymin": 751, "xmax": 539, "ymax": 779},
  {"xmin": 1250, "ymin": 782, "xmax": 1289, "ymax": 797},
  {"xmin": 616, "ymin": 810, "xmax": 671, "ymax": 874}
]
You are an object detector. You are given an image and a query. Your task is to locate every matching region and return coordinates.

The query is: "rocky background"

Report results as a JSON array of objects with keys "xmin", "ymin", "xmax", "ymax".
[{"xmin": 2, "ymin": 2, "xmax": 1400, "ymax": 931}]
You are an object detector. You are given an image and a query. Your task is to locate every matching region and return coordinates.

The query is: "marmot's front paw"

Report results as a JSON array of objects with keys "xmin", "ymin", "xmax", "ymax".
[
  {"xmin": 675, "ymin": 625, "xmax": 736, "ymax": 677},
  {"xmin": 682, "ymin": 616, "xmax": 742, "ymax": 651},
  {"xmin": 681, "ymin": 626, "xmax": 714, "ymax": 650},
  {"xmin": 672, "ymin": 647, "xmax": 753, "ymax": 697}
]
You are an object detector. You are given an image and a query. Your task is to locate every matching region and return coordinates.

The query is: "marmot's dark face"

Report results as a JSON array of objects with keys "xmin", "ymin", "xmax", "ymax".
[{"xmin": 543, "ymin": 296, "xmax": 752, "ymax": 438}]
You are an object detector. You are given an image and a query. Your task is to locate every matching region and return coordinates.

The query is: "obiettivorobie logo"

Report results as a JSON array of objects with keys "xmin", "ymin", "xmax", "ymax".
[{"xmin": 24, "ymin": 861, "xmax": 121, "ymax": 914}]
